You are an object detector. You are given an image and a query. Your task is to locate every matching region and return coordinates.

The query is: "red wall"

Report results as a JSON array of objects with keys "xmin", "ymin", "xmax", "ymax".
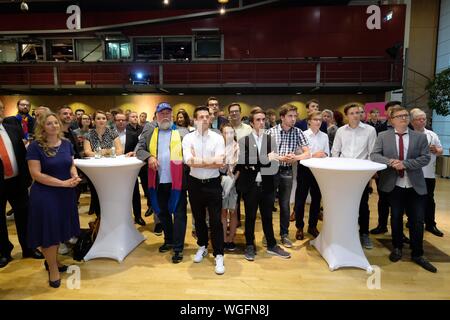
[{"xmin": 0, "ymin": 5, "xmax": 405, "ymax": 60}]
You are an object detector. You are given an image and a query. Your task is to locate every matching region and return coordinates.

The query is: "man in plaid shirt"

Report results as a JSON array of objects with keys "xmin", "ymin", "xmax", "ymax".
[{"xmin": 268, "ymin": 104, "xmax": 310, "ymax": 248}]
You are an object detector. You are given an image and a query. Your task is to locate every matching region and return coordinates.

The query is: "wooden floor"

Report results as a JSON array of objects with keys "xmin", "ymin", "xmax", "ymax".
[{"xmin": 1, "ymin": 178, "xmax": 449, "ymax": 300}]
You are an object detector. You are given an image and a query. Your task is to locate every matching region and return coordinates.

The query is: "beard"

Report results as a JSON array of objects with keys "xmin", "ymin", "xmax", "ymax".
[{"xmin": 158, "ymin": 119, "xmax": 173, "ymax": 130}]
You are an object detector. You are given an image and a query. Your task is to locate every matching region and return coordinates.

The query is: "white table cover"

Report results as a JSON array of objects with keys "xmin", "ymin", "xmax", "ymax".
[
  {"xmin": 300, "ymin": 157, "xmax": 387, "ymax": 272},
  {"xmin": 74, "ymin": 156, "xmax": 145, "ymax": 262}
]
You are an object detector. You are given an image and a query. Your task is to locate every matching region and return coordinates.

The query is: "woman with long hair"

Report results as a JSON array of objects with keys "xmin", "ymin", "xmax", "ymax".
[
  {"xmin": 26, "ymin": 112, "xmax": 81, "ymax": 288},
  {"xmin": 73, "ymin": 114, "xmax": 93, "ymax": 157},
  {"xmin": 176, "ymin": 109, "xmax": 195, "ymax": 132},
  {"xmin": 83, "ymin": 110, "xmax": 123, "ymax": 157},
  {"xmin": 219, "ymin": 123, "xmax": 240, "ymax": 251}
]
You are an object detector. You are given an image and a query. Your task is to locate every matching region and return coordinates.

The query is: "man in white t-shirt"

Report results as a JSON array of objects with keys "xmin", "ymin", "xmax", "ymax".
[{"xmin": 410, "ymin": 108, "xmax": 444, "ymax": 237}]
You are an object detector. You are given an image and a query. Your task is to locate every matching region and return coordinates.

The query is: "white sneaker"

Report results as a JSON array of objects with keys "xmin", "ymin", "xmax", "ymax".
[
  {"xmin": 193, "ymin": 246, "xmax": 208, "ymax": 263},
  {"xmin": 215, "ymin": 254, "xmax": 225, "ymax": 275},
  {"xmin": 68, "ymin": 237, "xmax": 78, "ymax": 245},
  {"xmin": 58, "ymin": 243, "xmax": 70, "ymax": 255}
]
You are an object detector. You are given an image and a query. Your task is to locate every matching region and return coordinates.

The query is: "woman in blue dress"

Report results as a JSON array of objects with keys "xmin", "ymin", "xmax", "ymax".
[{"xmin": 27, "ymin": 112, "xmax": 81, "ymax": 288}]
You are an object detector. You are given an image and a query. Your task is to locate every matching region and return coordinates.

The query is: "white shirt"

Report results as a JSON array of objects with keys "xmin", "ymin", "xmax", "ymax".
[
  {"xmin": 331, "ymin": 122, "xmax": 376, "ymax": 160},
  {"xmin": 0, "ymin": 123, "xmax": 19, "ymax": 179},
  {"xmin": 394, "ymin": 129, "xmax": 413, "ymax": 188},
  {"xmin": 304, "ymin": 128, "xmax": 330, "ymax": 157},
  {"xmin": 182, "ymin": 129, "xmax": 225, "ymax": 180},
  {"xmin": 421, "ymin": 128, "xmax": 442, "ymax": 179},
  {"xmin": 117, "ymin": 128, "xmax": 126, "ymax": 149},
  {"xmin": 234, "ymin": 122, "xmax": 253, "ymax": 141},
  {"xmin": 252, "ymin": 130, "xmax": 264, "ymax": 183}
]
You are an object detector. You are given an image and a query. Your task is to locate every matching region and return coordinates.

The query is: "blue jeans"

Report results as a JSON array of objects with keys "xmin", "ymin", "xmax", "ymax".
[{"xmin": 274, "ymin": 168, "xmax": 293, "ymax": 237}]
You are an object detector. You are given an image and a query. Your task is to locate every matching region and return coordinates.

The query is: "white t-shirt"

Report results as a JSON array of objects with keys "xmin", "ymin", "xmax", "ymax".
[{"xmin": 422, "ymin": 128, "xmax": 442, "ymax": 179}]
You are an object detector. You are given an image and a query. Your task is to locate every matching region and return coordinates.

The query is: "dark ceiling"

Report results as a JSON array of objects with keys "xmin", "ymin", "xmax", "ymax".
[{"xmin": 0, "ymin": 0, "xmax": 351, "ymax": 13}]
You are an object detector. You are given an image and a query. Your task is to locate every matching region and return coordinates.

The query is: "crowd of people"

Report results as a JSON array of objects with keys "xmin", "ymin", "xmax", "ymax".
[{"xmin": 0, "ymin": 96, "xmax": 444, "ymax": 288}]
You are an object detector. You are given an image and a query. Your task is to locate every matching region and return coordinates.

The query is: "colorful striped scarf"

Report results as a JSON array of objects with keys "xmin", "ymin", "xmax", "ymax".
[{"xmin": 148, "ymin": 124, "xmax": 183, "ymax": 215}]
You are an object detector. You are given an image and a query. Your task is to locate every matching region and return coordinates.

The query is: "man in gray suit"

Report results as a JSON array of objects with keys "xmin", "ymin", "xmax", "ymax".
[{"xmin": 371, "ymin": 105, "xmax": 436, "ymax": 273}]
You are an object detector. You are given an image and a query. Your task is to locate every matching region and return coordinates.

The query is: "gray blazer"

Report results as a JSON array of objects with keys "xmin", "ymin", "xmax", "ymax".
[{"xmin": 370, "ymin": 128, "xmax": 430, "ymax": 195}]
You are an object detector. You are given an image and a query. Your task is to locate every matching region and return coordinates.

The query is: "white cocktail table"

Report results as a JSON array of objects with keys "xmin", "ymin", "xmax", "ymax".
[
  {"xmin": 74, "ymin": 156, "xmax": 145, "ymax": 262},
  {"xmin": 300, "ymin": 157, "xmax": 386, "ymax": 272}
]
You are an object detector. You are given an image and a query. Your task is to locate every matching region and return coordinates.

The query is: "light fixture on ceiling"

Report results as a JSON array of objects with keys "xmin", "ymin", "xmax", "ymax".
[
  {"xmin": 218, "ymin": 0, "xmax": 228, "ymax": 15},
  {"xmin": 163, "ymin": 0, "xmax": 169, "ymax": 6}
]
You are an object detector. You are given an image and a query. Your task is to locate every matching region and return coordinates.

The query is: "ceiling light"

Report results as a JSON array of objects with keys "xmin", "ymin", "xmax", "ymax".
[
  {"xmin": 220, "ymin": 6, "xmax": 226, "ymax": 15},
  {"xmin": 163, "ymin": 0, "xmax": 169, "ymax": 5}
]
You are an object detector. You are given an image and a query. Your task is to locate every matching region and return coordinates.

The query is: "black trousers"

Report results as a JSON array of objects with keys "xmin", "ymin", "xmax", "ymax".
[
  {"xmin": 139, "ymin": 165, "xmax": 151, "ymax": 209},
  {"xmin": 425, "ymin": 178, "xmax": 437, "ymax": 227},
  {"xmin": 294, "ymin": 164, "xmax": 321, "ymax": 230},
  {"xmin": 0, "ymin": 177, "xmax": 30, "ymax": 256},
  {"xmin": 388, "ymin": 186, "xmax": 426, "ymax": 258},
  {"xmin": 358, "ymin": 186, "xmax": 371, "ymax": 235},
  {"xmin": 242, "ymin": 184, "xmax": 277, "ymax": 248},
  {"xmin": 188, "ymin": 176, "xmax": 224, "ymax": 256},
  {"xmin": 156, "ymin": 184, "xmax": 187, "ymax": 253},
  {"xmin": 132, "ymin": 180, "xmax": 142, "ymax": 219},
  {"xmin": 375, "ymin": 178, "xmax": 390, "ymax": 228}
]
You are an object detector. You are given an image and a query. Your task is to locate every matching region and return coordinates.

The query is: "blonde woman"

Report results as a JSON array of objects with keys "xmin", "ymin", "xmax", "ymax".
[{"xmin": 27, "ymin": 112, "xmax": 81, "ymax": 288}]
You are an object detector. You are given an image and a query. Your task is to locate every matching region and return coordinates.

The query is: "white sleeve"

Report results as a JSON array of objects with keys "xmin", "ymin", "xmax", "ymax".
[{"xmin": 182, "ymin": 134, "xmax": 193, "ymax": 163}]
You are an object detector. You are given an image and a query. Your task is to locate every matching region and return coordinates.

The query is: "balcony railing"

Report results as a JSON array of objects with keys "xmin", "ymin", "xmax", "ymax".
[{"xmin": 0, "ymin": 57, "xmax": 403, "ymax": 90}]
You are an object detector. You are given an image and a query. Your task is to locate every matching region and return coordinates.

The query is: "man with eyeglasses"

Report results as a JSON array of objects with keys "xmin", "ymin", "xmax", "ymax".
[
  {"xmin": 3, "ymin": 99, "xmax": 35, "ymax": 144},
  {"xmin": 331, "ymin": 104, "xmax": 377, "ymax": 250},
  {"xmin": 371, "ymin": 106, "xmax": 436, "ymax": 273},
  {"xmin": 228, "ymin": 103, "xmax": 252, "ymax": 141},
  {"xmin": 206, "ymin": 97, "xmax": 228, "ymax": 132}
]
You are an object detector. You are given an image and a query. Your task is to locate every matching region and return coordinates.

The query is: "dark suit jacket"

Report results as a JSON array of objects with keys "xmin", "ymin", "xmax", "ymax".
[
  {"xmin": 235, "ymin": 132, "xmax": 279, "ymax": 194},
  {"xmin": 370, "ymin": 128, "xmax": 430, "ymax": 195},
  {"xmin": 0, "ymin": 159, "xmax": 4, "ymax": 196},
  {"xmin": 3, "ymin": 115, "xmax": 35, "ymax": 139},
  {"xmin": 2, "ymin": 123, "xmax": 32, "ymax": 189},
  {"xmin": 124, "ymin": 124, "xmax": 142, "ymax": 154}
]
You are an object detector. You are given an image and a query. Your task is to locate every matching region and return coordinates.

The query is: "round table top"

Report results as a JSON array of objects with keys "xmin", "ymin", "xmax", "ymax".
[
  {"xmin": 300, "ymin": 157, "xmax": 387, "ymax": 172},
  {"xmin": 74, "ymin": 155, "xmax": 144, "ymax": 168}
]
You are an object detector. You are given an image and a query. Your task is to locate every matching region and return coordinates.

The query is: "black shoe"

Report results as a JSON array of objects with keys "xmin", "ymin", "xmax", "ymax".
[
  {"xmin": 44, "ymin": 260, "xmax": 68, "ymax": 273},
  {"xmin": 134, "ymin": 216, "xmax": 146, "ymax": 226},
  {"xmin": 272, "ymin": 206, "xmax": 277, "ymax": 212},
  {"xmin": 0, "ymin": 255, "xmax": 12, "ymax": 268},
  {"xmin": 405, "ymin": 221, "xmax": 410, "ymax": 229},
  {"xmin": 22, "ymin": 249, "xmax": 44, "ymax": 259},
  {"xmin": 6, "ymin": 209, "xmax": 14, "ymax": 216},
  {"xmin": 159, "ymin": 243, "xmax": 173, "ymax": 253},
  {"xmin": 144, "ymin": 208, "xmax": 153, "ymax": 217},
  {"xmin": 48, "ymin": 272, "xmax": 61, "ymax": 288},
  {"xmin": 402, "ymin": 234, "xmax": 410, "ymax": 244},
  {"xmin": 412, "ymin": 256, "xmax": 437, "ymax": 273},
  {"xmin": 172, "ymin": 252, "xmax": 183, "ymax": 264},
  {"xmin": 389, "ymin": 248, "xmax": 402, "ymax": 262},
  {"xmin": 425, "ymin": 225, "xmax": 444, "ymax": 237},
  {"xmin": 154, "ymin": 223, "xmax": 163, "ymax": 236},
  {"xmin": 370, "ymin": 225, "xmax": 388, "ymax": 235}
]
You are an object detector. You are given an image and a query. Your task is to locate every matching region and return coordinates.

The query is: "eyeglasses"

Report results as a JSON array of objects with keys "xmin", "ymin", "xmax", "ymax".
[
  {"xmin": 19, "ymin": 103, "xmax": 30, "ymax": 107},
  {"xmin": 229, "ymin": 110, "xmax": 240, "ymax": 114},
  {"xmin": 392, "ymin": 114, "xmax": 409, "ymax": 119},
  {"xmin": 310, "ymin": 118, "xmax": 322, "ymax": 122}
]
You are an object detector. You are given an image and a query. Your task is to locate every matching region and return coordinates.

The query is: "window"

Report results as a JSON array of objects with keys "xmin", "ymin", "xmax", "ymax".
[
  {"xmin": 163, "ymin": 37, "xmax": 192, "ymax": 61},
  {"xmin": 134, "ymin": 37, "xmax": 162, "ymax": 61},
  {"xmin": 19, "ymin": 40, "xmax": 44, "ymax": 61},
  {"xmin": 75, "ymin": 39, "xmax": 103, "ymax": 61},
  {"xmin": 194, "ymin": 34, "xmax": 222, "ymax": 59},
  {"xmin": 47, "ymin": 39, "xmax": 74, "ymax": 61},
  {"xmin": 0, "ymin": 42, "xmax": 18, "ymax": 62},
  {"xmin": 105, "ymin": 41, "xmax": 130, "ymax": 60},
  {"xmin": 192, "ymin": 29, "xmax": 222, "ymax": 60}
]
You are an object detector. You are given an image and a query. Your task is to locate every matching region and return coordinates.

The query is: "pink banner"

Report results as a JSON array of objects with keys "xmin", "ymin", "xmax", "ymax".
[{"xmin": 364, "ymin": 102, "xmax": 387, "ymax": 121}]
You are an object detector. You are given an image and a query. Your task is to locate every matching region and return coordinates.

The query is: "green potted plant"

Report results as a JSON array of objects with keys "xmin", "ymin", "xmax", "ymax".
[{"xmin": 427, "ymin": 68, "xmax": 450, "ymax": 116}]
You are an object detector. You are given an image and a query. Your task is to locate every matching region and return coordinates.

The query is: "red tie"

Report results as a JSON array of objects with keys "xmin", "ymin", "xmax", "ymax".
[
  {"xmin": 396, "ymin": 132, "xmax": 405, "ymax": 178},
  {"xmin": 0, "ymin": 134, "xmax": 14, "ymax": 177}
]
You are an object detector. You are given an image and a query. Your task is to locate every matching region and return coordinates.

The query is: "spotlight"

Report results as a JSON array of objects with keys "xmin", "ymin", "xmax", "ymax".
[
  {"xmin": 220, "ymin": 6, "xmax": 226, "ymax": 15},
  {"xmin": 129, "ymin": 71, "xmax": 150, "ymax": 85},
  {"xmin": 20, "ymin": 1, "xmax": 29, "ymax": 11},
  {"xmin": 163, "ymin": 0, "xmax": 169, "ymax": 5}
]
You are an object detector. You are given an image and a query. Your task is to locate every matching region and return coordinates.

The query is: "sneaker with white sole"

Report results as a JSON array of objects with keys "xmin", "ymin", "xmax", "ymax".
[
  {"xmin": 215, "ymin": 254, "xmax": 225, "ymax": 275},
  {"xmin": 68, "ymin": 237, "xmax": 78, "ymax": 245},
  {"xmin": 267, "ymin": 245, "xmax": 291, "ymax": 259},
  {"xmin": 281, "ymin": 235, "xmax": 293, "ymax": 248},
  {"xmin": 58, "ymin": 243, "xmax": 70, "ymax": 255},
  {"xmin": 193, "ymin": 246, "xmax": 208, "ymax": 263}
]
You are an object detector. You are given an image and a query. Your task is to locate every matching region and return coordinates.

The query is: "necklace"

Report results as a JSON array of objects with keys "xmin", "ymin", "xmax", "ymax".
[{"xmin": 49, "ymin": 141, "xmax": 62, "ymax": 154}]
